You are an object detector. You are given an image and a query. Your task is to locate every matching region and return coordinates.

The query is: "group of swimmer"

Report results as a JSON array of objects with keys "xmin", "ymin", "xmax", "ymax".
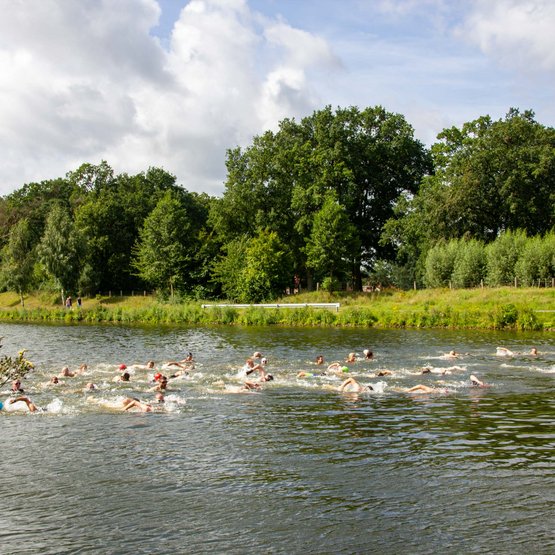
[
  {"xmin": 1, "ymin": 344, "xmax": 543, "ymax": 413},
  {"xmin": 1, "ymin": 352, "xmax": 196, "ymax": 413}
]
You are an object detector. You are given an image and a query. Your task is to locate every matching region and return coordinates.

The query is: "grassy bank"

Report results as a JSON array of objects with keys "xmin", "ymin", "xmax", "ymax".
[{"xmin": 0, "ymin": 287, "xmax": 553, "ymax": 331}]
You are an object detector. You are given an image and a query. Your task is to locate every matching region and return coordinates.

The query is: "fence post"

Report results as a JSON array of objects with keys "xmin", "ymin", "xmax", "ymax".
[
  {"xmin": 413, "ymin": 281, "xmax": 416, "ymax": 290},
  {"xmin": 514, "ymin": 277, "xmax": 518, "ymax": 288}
]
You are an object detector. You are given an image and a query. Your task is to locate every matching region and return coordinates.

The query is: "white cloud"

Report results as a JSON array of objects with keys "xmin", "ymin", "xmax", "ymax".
[
  {"xmin": 0, "ymin": 0, "xmax": 339, "ymax": 196},
  {"xmin": 458, "ymin": 0, "xmax": 555, "ymax": 71}
]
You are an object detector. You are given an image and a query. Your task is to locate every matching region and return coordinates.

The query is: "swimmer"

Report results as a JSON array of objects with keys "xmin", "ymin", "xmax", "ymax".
[
  {"xmin": 406, "ymin": 384, "xmax": 446, "ymax": 394},
  {"xmin": 297, "ymin": 371, "xmax": 317, "ymax": 378},
  {"xmin": 84, "ymin": 382, "xmax": 98, "ymax": 390},
  {"xmin": 496, "ymin": 347, "xmax": 514, "ymax": 357},
  {"xmin": 339, "ymin": 377, "xmax": 373, "ymax": 393},
  {"xmin": 121, "ymin": 397, "xmax": 153, "ymax": 412},
  {"xmin": 326, "ymin": 363, "xmax": 350, "ymax": 375},
  {"xmin": 441, "ymin": 350, "xmax": 460, "ymax": 360},
  {"xmin": 237, "ymin": 358, "xmax": 263, "ymax": 379},
  {"xmin": 78, "ymin": 364, "xmax": 88, "ymax": 373},
  {"xmin": 48, "ymin": 376, "xmax": 61, "ymax": 385},
  {"xmin": 363, "ymin": 349, "xmax": 373, "ymax": 360},
  {"xmin": 3, "ymin": 396, "xmax": 39, "ymax": 412},
  {"xmin": 375, "ymin": 370, "xmax": 393, "ymax": 377},
  {"xmin": 225, "ymin": 381, "xmax": 263, "ymax": 393},
  {"xmin": 113, "ymin": 372, "xmax": 130, "ymax": 383},
  {"xmin": 149, "ymin": 375, "xmax": 168, "ymax": 391},
  {"xmin": 118, "ymin": 364, "xmax": 127, "ymax": 371},
  {"xmin": 167, "ymin": 351, "xmax": 194, "ymax": 366},
  {"xmin": 11, "ymin": 379, "xmax": 25, "ymax": 393},
  {"xmin": 346, "ymin": 353, "xmax": 357, "ymax": 363},
  {"xmin": 470, "ymin": 374, "xmax": 490, "ymax": 388},
  {"xmin": 420, "ymin": 366, "xmax": 450, "ymax": 375},
  {"xmin": 315, "ymin": 355, "xmax": 325, "ymax": 365},
  {"xmin": 252, "ymin": 351, "xmax": 263, "ymax": 360},
  {"xmin": 59, "ymin": 366, "xmax": 76, "ymax": 378},
  {"xmin": 529, "ymin": 347, "xmax": 538, "ymax": 356},
  {"xmin": 169, "ymin": 368, "xmax": 189, "ymax": 379}
]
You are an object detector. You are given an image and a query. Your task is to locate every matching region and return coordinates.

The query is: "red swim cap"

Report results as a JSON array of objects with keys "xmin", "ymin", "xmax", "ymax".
[
  {"xmin": 154, "ymin": 372, "xmax": 162, "ymax": 381},
  {"xmin": 119, "ymin": 364, "xmax": 127, "ymax": 370}
]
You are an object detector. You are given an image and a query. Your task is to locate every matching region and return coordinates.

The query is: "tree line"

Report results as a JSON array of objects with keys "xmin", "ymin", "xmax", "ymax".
[{"xmin": 1, "ymin": 106, "xmax": 554, "ymax": 305}]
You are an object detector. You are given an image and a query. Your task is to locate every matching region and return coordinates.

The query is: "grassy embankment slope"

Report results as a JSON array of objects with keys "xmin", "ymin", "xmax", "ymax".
[{"xmin": 0, "ymin": 288, "xmax": 553, "ymax": 330}]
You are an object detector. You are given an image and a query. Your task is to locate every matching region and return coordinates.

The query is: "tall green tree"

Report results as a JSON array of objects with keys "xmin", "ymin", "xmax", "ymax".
[
  {"xmin": 1, "ymin": 218, "xmax": 36, "ymax": 306},
  {"xmin": 132, "ymin": 191, "xmax": 194, "ymax": 296},
  {"xmin": 212, "ymin": 105, "xmax": 431, "ymax": 290},
  {"xmin": 305, "ymin": 193, "xmax": 357, "ymax": 286},
  {"xmin": 384, "ymin": 109, "xmax": 555, "ymax": 276},
  {"xmin": 38, "ymin": 205, "xmax": 84, "ymax": 303}
]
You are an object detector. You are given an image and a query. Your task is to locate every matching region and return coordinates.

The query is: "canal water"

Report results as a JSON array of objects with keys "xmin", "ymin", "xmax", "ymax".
[{"xmin": 0, "ymin": 323, "xmax": 553, "ymax": 554}]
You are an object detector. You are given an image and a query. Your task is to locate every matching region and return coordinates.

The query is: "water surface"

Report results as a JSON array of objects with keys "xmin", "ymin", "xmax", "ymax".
[{"xmin": 1, "ymin": 323, "xmax": 553, "ymax": 554}]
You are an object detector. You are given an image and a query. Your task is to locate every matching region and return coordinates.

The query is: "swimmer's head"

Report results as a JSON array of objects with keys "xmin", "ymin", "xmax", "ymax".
[
  {"xmin": 261, "ymin": 357, "xmax": 268, "ymax": 365},
  {"xmin": 119, "ymin": 364, "xmax": 127, "ymax": 371},
  {"xmin": 85, "ymin": 382, "xmax": 97, "ymax": 390},
  {"xmin": 50, "ymin": 376, "xmax": 59, "ymax": 384},
  {"xmin": 121, "ymin": 372, "xmax": 130, "ymax": 382},
  {"xmin": 341, "ymin": 366, "xmax": 349, "ymax": 373},
  {"xmin": 155, "ymin": 393, "xmax": 165, "ymax": 403},
  {"xmin": 252, "ymin": 352, "xmax": 262, "ymax": 359},
  {"xmin": 147, "ymin": 361, "xmax": 155, "ymax": 368},
  {"xmin": 154, "ymin": 372, "xmax": 163, "ymax": 382},
  {"xmin": 263, "ymin": 374, "xmax": 274, "ymax": 381},
  {"xmin": 363, "ymin": 349, "xmax": 373, "ymax": 359},
  {"xmin": 316, "ymin": 355, "xmax": 324, "ymax": 364},
  {"xmin": 61, "ymin": 367, "xmax": 70, "ymax": 376}
]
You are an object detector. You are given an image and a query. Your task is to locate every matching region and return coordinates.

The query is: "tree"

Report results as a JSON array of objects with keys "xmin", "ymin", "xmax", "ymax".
[
  {"xmin": 385, "ymin": 109, "xmax": 555, "ymax": 273},
  {"xmin": 485, "ymin": 230, "xmax": 528, "ymax": 286},
  {"xmin": 451, "ymin": 239, "xmax": 486, "ymax": 288},
  {"xmin": 305, "ymin": 193, "xmax": 357, "ymax": 286},
  {"xmin": 212, "ymin": 230, "xmax": 292, "ymax": 303},
  {"xmin": 132, "ymin": 191, "xmax": 194, "ymax": 296},
  {"xmin": 212, "ymin": 105, "xmax": 431, "ymax": 290},
  {"xmin": 0, "ymin": 341, "xmax": 34, "ymax": 389},
  {"xmin": 241, "ymin": 230, "xmax": 292, "ymax": 302},
  {"xmin": 38, "ymin": 205, "xmax": 84, "ymax": 303},
  {"xmin": 1, "ymin": 218, "xmax": 36, "ymax": 306}
]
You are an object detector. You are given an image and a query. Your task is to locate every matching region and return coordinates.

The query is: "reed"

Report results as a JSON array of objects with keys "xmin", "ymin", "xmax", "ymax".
[{"xmin": 0, "ymin": 287, "xmax": 552, "ymax": 330}]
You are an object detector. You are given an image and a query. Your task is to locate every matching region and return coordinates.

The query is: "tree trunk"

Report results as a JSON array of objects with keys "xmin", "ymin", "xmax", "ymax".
[{"xmin": 353, "ymin": 258, "xmax": 363, "ymax": 291}]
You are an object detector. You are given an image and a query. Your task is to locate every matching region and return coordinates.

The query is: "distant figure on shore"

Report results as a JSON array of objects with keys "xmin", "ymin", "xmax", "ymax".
[
  {"xmin": 65, "ymin": 296, "xmax": 72, "ymax": 309},
  {"xmin": 77, "ymin": 296, "xmax": 82, "ymax": 308}
]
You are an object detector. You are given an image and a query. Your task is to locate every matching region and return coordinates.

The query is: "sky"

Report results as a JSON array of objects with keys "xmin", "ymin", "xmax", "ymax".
[{"xmin": 0, "ymin": 0, "xmax": 553, "ymax": 197}]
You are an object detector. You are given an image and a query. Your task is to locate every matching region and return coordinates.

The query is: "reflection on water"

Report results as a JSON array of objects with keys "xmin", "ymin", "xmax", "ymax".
[{"xmin": 0, "ymin": 323, "xmax": 553, "ymax": 554}]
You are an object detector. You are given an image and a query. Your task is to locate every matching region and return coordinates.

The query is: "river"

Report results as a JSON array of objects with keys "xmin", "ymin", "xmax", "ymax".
[{"xmin": 0, "ymin": 323, "xmax": 553, "ymax": 554}]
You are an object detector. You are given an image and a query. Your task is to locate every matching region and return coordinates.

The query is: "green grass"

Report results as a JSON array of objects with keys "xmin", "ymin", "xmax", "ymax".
[{"xmin": 0, "ymin": 287, "xmax": 553, "ymax": 330}]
